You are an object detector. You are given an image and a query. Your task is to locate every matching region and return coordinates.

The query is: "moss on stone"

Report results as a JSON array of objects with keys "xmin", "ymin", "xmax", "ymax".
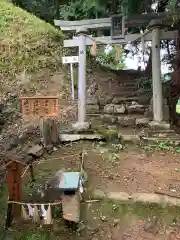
[{"xmin": 97, "ymin": 127, "xmax": 119, "ymax": 141}]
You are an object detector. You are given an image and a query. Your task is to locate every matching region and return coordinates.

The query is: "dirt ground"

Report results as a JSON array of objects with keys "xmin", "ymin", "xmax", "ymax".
[
  {"xmin": 1, "ymin": 141, "xmax": 180, "ymax": 239},
  {"xmin": 84, "ymin": 144, "xmax": 180, "ymax": 195}
]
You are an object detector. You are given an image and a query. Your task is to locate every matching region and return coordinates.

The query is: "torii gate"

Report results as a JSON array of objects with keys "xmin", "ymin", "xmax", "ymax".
[{"xmin": 54, "ymin": 14, "xmax": 178, "ymax": 128}]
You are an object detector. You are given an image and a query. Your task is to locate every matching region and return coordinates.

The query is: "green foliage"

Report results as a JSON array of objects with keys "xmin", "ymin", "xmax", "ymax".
[
  {"xmin": 12, "ymin": 0, "xmax": 57, "ymax": 23},
  {"xmin": 122, "ymin": 0, "xmax": 143, "ymax": 15},
  {"xmin": 60, "ymin": 0, "xmax": 106, "ymax": 20},
  {"xmin": 142, "ymin": 140, "xmax": 180, "ymax": 153},
  {"xmin": 23, "ymin": 0, "xmax": 56, "ymax": 23},
  {"xmin": 59, "ymin": 0, "xmax": 153, "ymax": 21},
  {"xmin": 136, "ymin": 76, "xmax": 152, "ymax": 98},
  {"xmin": 96, "ymin": 47, "xmax": 126, "ymax": 70}
]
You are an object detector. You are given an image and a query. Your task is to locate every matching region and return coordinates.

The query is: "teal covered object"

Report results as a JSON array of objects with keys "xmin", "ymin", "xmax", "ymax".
[{"xmin": 59, "ymin": 172, "xmax": 81, "ymax": 190}]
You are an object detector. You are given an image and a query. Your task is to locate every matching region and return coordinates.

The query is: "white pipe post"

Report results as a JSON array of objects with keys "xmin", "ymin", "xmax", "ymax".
[
  {"xmin": 152, "ymin": 27, "xmax": 163, "ymax": 122},
  {"xmin": 70, "ymin": 63, "xmax": 75, "ymax": 100},
  {"xmin": 77, "ymin": 29, "xmax": 87, "ymax": 123}
]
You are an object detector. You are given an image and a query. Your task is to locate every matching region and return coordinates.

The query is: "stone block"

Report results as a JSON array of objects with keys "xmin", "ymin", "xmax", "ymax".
[
  {"xmin": 135, "ymin": 117, "xmax": 150, "ymax": 126},
  {"xmin": 100, "ymin": 114, "xmax": 117, "ymax": 124},
  {"xmin": 114, "ymin": 104, "xmax": 126, "ymax": 114},
  {"xmin": 104, "ymin": 104, "xmax": 114, "ymax": 114},
  {"xmin": 119, "ymin": 134, "xmax": 140, "ymax": 144},
  {"xmin": 117, "ymin": 116, "xmax": 136, "ymax": 126},
  {"xmin": 127, "ymin": 102, "xmax": 145, "ymax": 114},
  {"xmin": 148, "ymin": 121, "xmax": 170, "ymax": 130}
]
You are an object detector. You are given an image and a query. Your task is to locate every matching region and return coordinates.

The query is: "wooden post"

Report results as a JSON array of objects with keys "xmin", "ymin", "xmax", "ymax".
[
  {"xmin": 7, "ymin": 161, "xmax": 22, "ymax": 218},
  {"xmin": 29, "ymin": 164, "xmax": 35, "ymax": 182},
  {"xmin": 40, "ymin": 118, "xmax": 58, "ymax": 147}
]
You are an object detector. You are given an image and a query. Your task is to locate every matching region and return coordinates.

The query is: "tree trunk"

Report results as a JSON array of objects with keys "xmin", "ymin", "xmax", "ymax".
[{"xmin": 168, "ymin": 24, "xmax": 180, "ymax": 125}]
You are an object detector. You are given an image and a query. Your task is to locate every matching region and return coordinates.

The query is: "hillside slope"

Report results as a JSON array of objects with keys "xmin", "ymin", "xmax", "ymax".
[{"xmin": 0, "ymin": 0, "xmax": 76, "ymax": 123}]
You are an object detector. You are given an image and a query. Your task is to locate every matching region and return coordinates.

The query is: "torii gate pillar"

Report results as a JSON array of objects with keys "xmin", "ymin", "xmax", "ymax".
[
  {"xmin": 152, "ymin": 26, "xmax": 163, "ymax": 122},
  {"xmin": 76, "ymin": 28, "xmax": 87, "ymax": 125}
]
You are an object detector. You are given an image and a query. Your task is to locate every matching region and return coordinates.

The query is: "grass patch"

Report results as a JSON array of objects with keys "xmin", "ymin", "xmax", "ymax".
[
  {"xmin": 0, "ymin": 0, "xmax": 64, "ymax": 95},
  {"xmin": 15, "ymin": 230, "xmax": 50, "ymax": 240},
  {"xmin": 0, "ymin": 184, "xmax": 8, "ymax": 228},
  {"xmin": 89, "ymin": 200, "xmax": 180, "ymax": 225}
]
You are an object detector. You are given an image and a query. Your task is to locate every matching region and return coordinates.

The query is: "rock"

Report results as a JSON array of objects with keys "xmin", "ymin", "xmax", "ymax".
[
  {"xmin": 112, "ymin": 143, "xmax": 124, "ymax": 150},
  {"xmin": 119, "ymin": 134, "xmax": 140, "ymax": 144},
  {"xmin": 174, "ymin": 141, "xmax": 180, "ymax": 146},
  {"xmin": 114, "ymin": 104, "xmax": 126, "ymax": 114},
  {"xmin": 117, "ymin": 116, "xmax": 136, "ymax": 126},
  {"xmin": 100, "ymin": 114, "xmax": 117, "ymax": 124},
  {"xmin": 104, "ymin": 104, "xmax": 114, "ymax": 114},
  {"xmin": 135, "ymin": 118, "xmax": 150, "ymax": 126},
  {"xmin": 87, "ymin": 83, "xmax": 99, "ymax": 97},
  {"xmin": 28, "ymin": 144, "xmax": 44, "ymax": 158},
  {"xmin": 107, "ymin": 125, "xmax": 118, "ymax": 130},
  {"xmin": 127, "ymin": 102, "xmax": 145, "ymax": 114}
]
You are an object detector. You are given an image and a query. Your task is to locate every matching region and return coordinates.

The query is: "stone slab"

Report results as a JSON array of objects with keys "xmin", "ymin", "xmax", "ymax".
[
  {"xmin": 148, "ymin": 121, "xmax": 170, "ymax": 130},
  {"xmin": 92, "ymin": 190, "xmax": 180, "ymax": 206},
  {"xmin": 59, "ymin": 134, "xmax": 104, "ymax": 142}
]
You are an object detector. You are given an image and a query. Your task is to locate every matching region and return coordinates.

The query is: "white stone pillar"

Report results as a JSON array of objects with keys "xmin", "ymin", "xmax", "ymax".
[
  {"xmin": 72, "ymin": 28, "xmax": 90, "ymax": 130},
  {"xmin": 152, "ymin": 27, "xmax": 163, "ymax": 122}
]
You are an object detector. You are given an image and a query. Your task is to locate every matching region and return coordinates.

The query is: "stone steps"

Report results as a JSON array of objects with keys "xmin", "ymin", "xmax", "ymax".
[
  {"xmin": 118, "ymin": 82, "xmax": 137, "ymax": 87},
  {"xmin": 110, "ymin": 96, "xmax": 150, "ymax": 105},
  {"xmin": 147, "ymin": 129, "xmax": 177, "ymax": 138},
  {"xmin": 100, "ymin": 114, "xmax": 150, "ymax": 127},
  {"xmin": 142, "ymin": 136, "xmax": 180, "ymax": 144}
]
